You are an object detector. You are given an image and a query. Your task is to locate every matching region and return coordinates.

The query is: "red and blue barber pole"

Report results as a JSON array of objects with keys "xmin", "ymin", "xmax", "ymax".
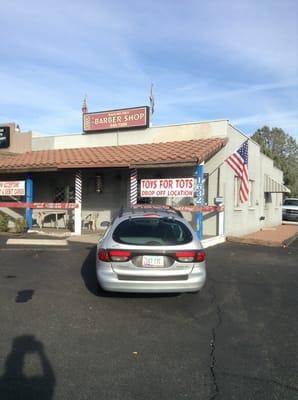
[
  {"xmin": 130, "ymin": 169, "xmax": 137, "ymax": 206},
  {"xmin": 25, "ymin": 175, "xmax": 33, "ymax": 230},
  {"xmin": 195, "ymin": 163, "xmax": 204, "ymax": 240}
]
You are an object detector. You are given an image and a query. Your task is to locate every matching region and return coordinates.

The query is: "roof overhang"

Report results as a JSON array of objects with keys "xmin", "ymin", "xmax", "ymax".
[
  {"xmin": 130, "ymin": 160, "xmax": 197, "ymax": 169},
  {"xmin": 264, "ymin": 175, "xmax": 290, "ymax": 193},
  {"xmin": 0, "ymin": 138, "xmax": 228, "ymax": 174}
]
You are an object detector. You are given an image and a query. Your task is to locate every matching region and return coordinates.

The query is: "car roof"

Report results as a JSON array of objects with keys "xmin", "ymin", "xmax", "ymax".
[{"xmin": 117, "ymin": 205, "xmax": 184, "ymax": 219}]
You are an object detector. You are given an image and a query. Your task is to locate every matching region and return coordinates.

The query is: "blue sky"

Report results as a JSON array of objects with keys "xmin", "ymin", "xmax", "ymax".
[{"xmin": 0, "ymin": 0, "xmax": 297, "ymax": 138}]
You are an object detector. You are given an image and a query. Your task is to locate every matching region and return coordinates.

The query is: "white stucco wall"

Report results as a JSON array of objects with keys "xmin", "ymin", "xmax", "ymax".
[
  {"xmin": 213, "ymin": 125, "xmax": 284, "ymax": 236},
  {"xmin": 203, "ymin": 124, "xmax": 285, "ymax": 237},
  {"xmin": 29, "ymin": 120, "xmax": 285, "ymax": 237},
  {"xmin": 32, "ymin": 120, "xmax": 229, "ymax": 150}
]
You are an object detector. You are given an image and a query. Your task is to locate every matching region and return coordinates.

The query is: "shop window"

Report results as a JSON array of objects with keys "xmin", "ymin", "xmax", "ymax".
[
  {"xmin": 137, "ymin": 179, "xmax": 151, "ymax": 204},
  {"xmin": 54, "ymin": 186, "xmax": 75, "ymax": 203},
  {"xmin": 54, "ymin": 187, "xmax": 65, "ymax": 203},
  {"xmin": 68, "ymin": 186, "xmax": 75, "ymax": 202},
  {"xmin": 264, "ymin": 192, "xmax": 272, "ymax": 205},
  {"xmin": 248, "ymin": 180, "xmax": 255, "ymax": 207},
  {"xmin": 234, "ymin": 176, "xmax": 241, "ymax": 208}
]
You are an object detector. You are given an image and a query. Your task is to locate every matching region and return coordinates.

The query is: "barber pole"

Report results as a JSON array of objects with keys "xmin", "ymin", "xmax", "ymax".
[
  {"xmin": 75, "ymin": 170, "xmax": 82, "ymax": 204},
  {"xmin": 74, "ymin": 170, "xmax": 82, "ymax": 234},
  {"xmin": 130, "ymin": 169, "xmax": 137, "ymax": 206}
]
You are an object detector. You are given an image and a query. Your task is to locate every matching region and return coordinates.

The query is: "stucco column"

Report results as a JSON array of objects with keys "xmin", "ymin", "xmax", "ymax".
[
  {"xmin": 74, "ymin": 170, "xmax": 82, "ymax": 235},
  {"xmin": 218, "ymin": 208, "xmax": 224, "ymax": 236}
]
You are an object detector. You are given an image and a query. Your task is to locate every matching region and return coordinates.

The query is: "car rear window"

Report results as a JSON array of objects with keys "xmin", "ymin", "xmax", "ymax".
[
  {"xmin": 284, "ymin": 199, "xmax": 298, "ymax": 206},
  {"xmin": 112, "ymin": 217, "xmax": 193, "ymax": 246}
]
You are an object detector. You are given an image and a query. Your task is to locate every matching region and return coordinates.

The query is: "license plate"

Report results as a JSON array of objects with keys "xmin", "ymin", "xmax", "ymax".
[{"xmin": 142, "ymin": 255, "xmax": 164, "ymax": 268}]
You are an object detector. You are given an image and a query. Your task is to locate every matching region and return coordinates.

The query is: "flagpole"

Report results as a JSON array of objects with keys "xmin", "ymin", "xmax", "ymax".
[{"xmin": 149, "ymin": 82, "xmax": 154, "ymax": 127}]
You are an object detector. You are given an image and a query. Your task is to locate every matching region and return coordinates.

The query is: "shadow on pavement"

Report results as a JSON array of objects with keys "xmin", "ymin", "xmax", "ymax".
[
  {"xmin": 81, "ymin": 245, "xmax": 179, "ymax": 299},
  {"xmin": 0, "ymin": 335, "xmax": 56, "ymax": 400},
  {"xmin": 80, "ymin": 245, "xmax": 100, "ymax": 296}
]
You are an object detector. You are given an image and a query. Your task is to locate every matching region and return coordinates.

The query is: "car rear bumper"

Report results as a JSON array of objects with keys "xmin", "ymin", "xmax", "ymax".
[
  {"xmin": 96, "ymin": 263, "xmax": 206, "ymax": 293},
  {"xmin": 283, "ymin": 214, "xmax": 298, "ymax": 221},
  {"xmin": 283, "ymin": 208, "xmax": 298, "ymax": 221}
]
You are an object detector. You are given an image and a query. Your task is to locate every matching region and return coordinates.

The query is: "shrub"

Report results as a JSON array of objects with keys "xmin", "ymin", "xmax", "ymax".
[
  {"xmin": 0, "ymin": 213, "xmax": 9, "ymax": 232},
  {"xmin": 15, "ymin": 218, "xmax": 28, "ymax": 233}
]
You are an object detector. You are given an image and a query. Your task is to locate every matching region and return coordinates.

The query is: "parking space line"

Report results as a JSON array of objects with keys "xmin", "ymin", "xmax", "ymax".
[{"xmin": 0, "ymin": 247, "xmax": 70, "ymax": 251}]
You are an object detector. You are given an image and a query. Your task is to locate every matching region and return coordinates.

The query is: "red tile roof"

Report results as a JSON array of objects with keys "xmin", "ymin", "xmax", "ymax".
[{"xmin": 0, "ymin": 138, "xmax": 227, "ymax": 172}]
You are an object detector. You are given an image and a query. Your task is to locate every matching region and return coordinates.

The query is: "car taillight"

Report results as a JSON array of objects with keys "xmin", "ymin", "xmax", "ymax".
[
  {"xmin": 175, "ymin": 251, "xmax": 196, "ymax": 262},
  {"xmin": 97, "ymin": 250, "xmax": 132, "ymax": 262},
  {"xmin": 175, "ymin": 251, "xmax": 206, "ymax": 263},
  {"xmin": 195, "ymin": 251, "xmax": 206, "ymax": 262},
  {"xmin": 109, "ymin": 250, "xmax": 132, "ymax": 262},
  {"xmin": 98, "ymin": 249, "xmax": 109, "ymax": 262}
]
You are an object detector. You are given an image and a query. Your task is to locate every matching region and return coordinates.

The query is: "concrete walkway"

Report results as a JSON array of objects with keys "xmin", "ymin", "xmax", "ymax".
[
  {"xmin": 68, "ymin": 232, "xmax": 100, "ymax": 245},
  {"xmin": 227, "ymin": 223, "xmax": 298, "ymax": 247},
  {"xmin": 7, "ymin": 223, "xmax": 297, "ymax": 248},
  {"xmin": 68, "ymin": 224, "xmax": 298, "ymax": 247}
]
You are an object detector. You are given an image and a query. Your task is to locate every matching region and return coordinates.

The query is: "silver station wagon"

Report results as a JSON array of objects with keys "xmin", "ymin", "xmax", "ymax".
[{"xmin": 96, "ymin": 206, "xmax": 206, "ymax": 293}]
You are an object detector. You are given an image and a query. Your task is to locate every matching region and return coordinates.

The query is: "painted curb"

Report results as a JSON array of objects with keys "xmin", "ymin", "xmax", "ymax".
[{"xmin": 7, "ymin": 238, "xmax": 68, "ymax": 246}]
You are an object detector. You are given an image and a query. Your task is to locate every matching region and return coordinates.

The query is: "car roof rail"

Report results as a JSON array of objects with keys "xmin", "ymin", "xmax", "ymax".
[
  {"xmin": 131, "ymin": 204, "xmax": 183, "ymax": 218},
  {"xmin": 167, "ymin": 205, "xmax": 183, "ymax": 218},
  {"xmin": 118, "ymin": 206, "xmax": 124, "ymax": 217}
]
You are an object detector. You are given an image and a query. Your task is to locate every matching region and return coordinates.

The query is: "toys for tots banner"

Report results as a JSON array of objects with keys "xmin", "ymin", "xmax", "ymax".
[{"xmin": 141, "ymin": 178, "xmax": 194, "ymax": 197}]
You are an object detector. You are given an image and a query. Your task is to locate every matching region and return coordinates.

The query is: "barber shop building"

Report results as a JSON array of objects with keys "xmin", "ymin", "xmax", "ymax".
[{"xmin": 0, "ymin": 104, "xmax": 289, "ymax": 244}]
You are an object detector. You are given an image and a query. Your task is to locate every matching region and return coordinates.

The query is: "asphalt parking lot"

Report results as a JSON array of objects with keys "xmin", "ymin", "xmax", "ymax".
[{"xmin": 0, "ymin": 236, "xmax": 297, "ymax": 400}]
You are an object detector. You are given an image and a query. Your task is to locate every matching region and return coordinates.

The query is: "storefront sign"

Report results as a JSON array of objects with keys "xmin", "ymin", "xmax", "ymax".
[
  {"xmin": 0, "ymin": 126, "xmax": 10, "ymax": 149},
  {"xmin": 141, "ymin": 178, "xmax": 194, "ymax": 198},
  {"xmin": 83, "ymin": 106, "xmax": 149, "ymax": 132},
  {"xmin": 0, "ymin": 181, "xmax": 25, "ymax": 196}
]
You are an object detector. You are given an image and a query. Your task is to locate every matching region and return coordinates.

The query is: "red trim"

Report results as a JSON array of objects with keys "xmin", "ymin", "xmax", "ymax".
[
  {"xmin": 0, "ymin": 202, "xmax": 79, "ymax": 209},
  {"xmin": 174, "ymin": 205, "xmax": 224, "ymax": 213}
]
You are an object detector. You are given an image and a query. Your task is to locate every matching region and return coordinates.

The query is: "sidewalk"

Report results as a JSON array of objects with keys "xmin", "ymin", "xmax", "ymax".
[
  {"xmin": 9, "ymin": 223, "xmax": 298, "ymax": 248},
  {"xmin": 227, "ymin": 223, "xmax": 298, "ymax": 247},
  {"xmin": 68, "ymin": 232, "xmax": 100, "ymax": 244}
]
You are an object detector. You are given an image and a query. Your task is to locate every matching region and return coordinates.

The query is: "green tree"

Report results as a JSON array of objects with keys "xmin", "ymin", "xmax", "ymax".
[{"xmin": 251, "ymin": 126, "xmax": 298, "ymax": 196}]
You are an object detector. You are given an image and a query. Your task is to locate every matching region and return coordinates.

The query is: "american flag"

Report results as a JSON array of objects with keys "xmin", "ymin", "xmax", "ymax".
[{"xmin": 225, "ymin": 141, "xmax": 249, "ymax": 203}]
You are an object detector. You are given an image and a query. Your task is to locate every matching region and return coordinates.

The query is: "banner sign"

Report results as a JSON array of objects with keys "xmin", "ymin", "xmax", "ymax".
[
  {"xmin": 141, "ymin": 178, "xmax": 194, "ymax": 198},
  {"xmin": 175, "ymin": 205, "xmax": 224, "ymax": 213},
  {"xmin": 83, "ymin": 106, "xmax": 149, "ymax": 132},
  {"xmin": 0, "ymin": 202, "xmax": 79, "ymax": 209},
  {"xmin": 0, "ymin": 181, "xmax": 25, "ymax": 196},
  {"xmin": 132, "ymin": 204, "xmax": 224, "ymax": 213}
]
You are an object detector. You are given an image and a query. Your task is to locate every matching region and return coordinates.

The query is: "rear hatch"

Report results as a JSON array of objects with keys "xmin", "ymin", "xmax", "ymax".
[{"xmin": 108, "ymin": 215, "xmax": 204, "ymax": 279}]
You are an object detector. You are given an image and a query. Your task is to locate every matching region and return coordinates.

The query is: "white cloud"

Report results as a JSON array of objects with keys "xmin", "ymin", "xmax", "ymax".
[
  {"xmin": 232, "ymin": 111, "xmax": 298, "ymax": 135},
  {"xmin": 160, "ymin": 80, "xmax": 298, "ymax": 106}
]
